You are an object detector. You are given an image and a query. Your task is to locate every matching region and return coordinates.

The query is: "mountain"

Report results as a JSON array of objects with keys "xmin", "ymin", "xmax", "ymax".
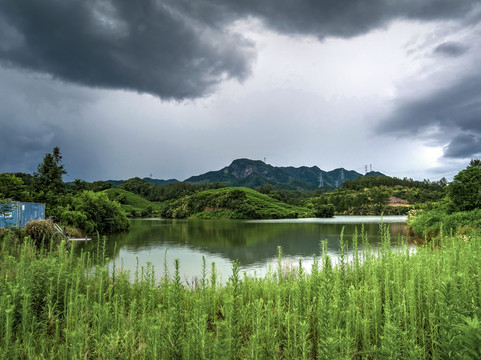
[
  {"xmin": 99, "ymin": 159, "xmax": 386, "ymax": 191},
  {"xmin": 105, "ymin": 179, "xmax": 124, "ymax": 186},
  {"xmin": 364, "ymin": 171, "xmax": 385, "ymax": 177},
  {"xmin": 185, "ymin": 158, "xmax": 385, "ymax": 190},
  {"xmin": 142, "ymin": 178, "xmax": 179, "ymax": 186},
  {"xmin": 105, "ymin": 178, "xmax": 179, "ymax": 187},
  {"xmin": 186, "ymin": 159, "xmax": 295, "ymax": 188}
]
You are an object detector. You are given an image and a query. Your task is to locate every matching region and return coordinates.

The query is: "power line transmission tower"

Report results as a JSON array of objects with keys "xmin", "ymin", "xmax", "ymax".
[
  {"xmin": 340, "ymin": 169, "xmax": 344, "ymax": 182},
  {"xmin": 365, "ymin": 165, "xmax": 368, "ymax": 174},
  {"xmin": 370, "ymin": 164, "xmax": 372, "ymax": 172},
  {"xmin": 319, "ymin": 173, "xmax": 324, "ymax": 187}
]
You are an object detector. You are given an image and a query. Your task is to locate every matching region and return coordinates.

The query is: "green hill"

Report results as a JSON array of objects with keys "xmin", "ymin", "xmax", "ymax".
[
  {"xmin": 160, "ymin": 187, "xmax": 315, "ymax": 219},
  {"xmin": 104, "ymin": 188, "xmax": 156, "ymax": 216}
]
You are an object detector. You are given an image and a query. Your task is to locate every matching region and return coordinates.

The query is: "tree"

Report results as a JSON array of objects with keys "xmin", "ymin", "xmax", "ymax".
[
  {"xmin": 88, "ymin": 180, "xmax": 112, "ymax": 192},
  {"xmin": 448, "ymin": 163, "xmax": 481, "ymax": 212},
  {"xmin": 34, "ymin": 147, "xmax": 67, "ymax": 199},
  {"xmin": 119, "ymin": 177, "xmax": 152, "ymax": 198},
  {"xmin": 71, "ymin": 179, "xmax": 88, "ymax": 194},
  {"xmin": 469, "ymin": 159, "xmax": 481, "ymax": 168},
  {"xmin": 371, "ymin": 187, "xmax": 390, "ymax": 206},
  {"xmin": 439, "ymin": 177, "xmax": 448, "ymax": 187},
  {"xmin": 314, "ymin": 204, "xmax": 334, "ymax": 218},
  {"xmin": 0, "ymin": 173, "xmax": 27, "ymax": 200},
  {"xmin": 52, "ymin": 146, "xmax": 62, "ymax": 163},
  {"xmin": 33, "ymin": 147, "xmax": 68, "ymax": 215}
]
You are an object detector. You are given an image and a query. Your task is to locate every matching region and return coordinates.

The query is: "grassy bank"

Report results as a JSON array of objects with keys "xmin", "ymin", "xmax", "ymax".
[{"xmin": 1, "ymin": 228, "xmax": 481, "ymax": 359}]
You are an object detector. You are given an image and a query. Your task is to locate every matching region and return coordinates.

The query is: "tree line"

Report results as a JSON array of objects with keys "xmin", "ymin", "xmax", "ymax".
[
  {"xmin": 0, "ymin": 147, "xmax": 128, "ymax": 235},
  {"xmin": 408, "ymin": 159, "xmax": 481, "ymax": 239}
]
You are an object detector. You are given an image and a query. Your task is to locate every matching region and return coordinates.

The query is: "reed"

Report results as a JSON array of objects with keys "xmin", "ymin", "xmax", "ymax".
[{"xmin": 1, "ymin": 226, "xmax": 481, "ymax": 359}]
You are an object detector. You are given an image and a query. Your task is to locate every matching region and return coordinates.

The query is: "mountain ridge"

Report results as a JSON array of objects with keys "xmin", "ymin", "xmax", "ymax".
[
  {"xmin": 185, "ymin": 158, "xmax": 385, "ymax": 190},
  {"xmin": 102, "ymin": 158, "xmax": 386, "ymax": 190}
]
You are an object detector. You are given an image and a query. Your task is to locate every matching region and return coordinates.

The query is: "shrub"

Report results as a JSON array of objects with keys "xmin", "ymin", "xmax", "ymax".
[
  {"xmin": 24, "ymin": 219, "xmax": 64, "ymax": 247},
  {"xmin": 63, "ymin": 225, "xmax": 84, "ymax": 238},
  {"xmin": 314, "ymin": 204, "xmax": 335, "ymax": 218},
  {"xmin": 408, "ymin": 208, "xmax": 481, "ymax": 239},
  {"xmin": 59, "ymin": 191, "xmax": 129, "ymax": 234},
  {"xmin": 60, "ymin": 210, "xmax": 94, "ymax": 234}
]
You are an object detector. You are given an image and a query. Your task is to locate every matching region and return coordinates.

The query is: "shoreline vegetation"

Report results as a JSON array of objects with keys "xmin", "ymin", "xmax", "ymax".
[
  {"xmin": 1, "ymin": 147, "xmax": 451, "ymax": 232},
  {"xmin": 407, "ymin": 160, "xmax": 481, "ymax": 242},
  {"xmin": 1, "ymin": 227, "xmax": 481, "ymax": 358}
]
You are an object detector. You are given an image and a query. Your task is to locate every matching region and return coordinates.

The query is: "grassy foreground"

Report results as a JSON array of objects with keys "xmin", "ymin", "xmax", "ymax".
[{"xmin": 1, "ymin": 229, "xmax": 481, "ymax": 359}]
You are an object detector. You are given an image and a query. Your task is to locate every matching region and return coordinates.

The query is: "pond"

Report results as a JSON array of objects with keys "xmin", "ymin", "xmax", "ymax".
[{"xmin": 76, "ymin": 216, "xmax": 409, "ymax": 284}]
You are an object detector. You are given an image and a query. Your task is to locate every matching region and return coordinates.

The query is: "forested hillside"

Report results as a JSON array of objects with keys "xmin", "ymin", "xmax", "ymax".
[{"xmin": 308, "ymin": 176, "xmax": 447, "ymax": 215}]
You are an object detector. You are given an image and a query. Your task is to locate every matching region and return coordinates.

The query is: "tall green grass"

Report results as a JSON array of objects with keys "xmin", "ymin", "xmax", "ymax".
[{"xmin": 1, "ymin": 227, "xmax": 481, "ymax": 359}]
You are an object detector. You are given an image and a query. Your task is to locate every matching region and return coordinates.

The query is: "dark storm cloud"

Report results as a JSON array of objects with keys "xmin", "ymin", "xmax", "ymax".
[
  {"xmin": 434, "ymin": 42, "xmax": 469, "ymax": 57},
  {"xmin": 444, "ymin": 133, "xmax": 481, "ymax": 158},
  {"xmin": 0, "ymin": 66, "xmax": 100, "ymax": 176},
  {"xmin": 178, "ymin": 0, "xmax": 479, "ymax": 38},
  {"xmin": 0, "ymin": 0, "xmax": 254, "ymax": 100},
  {"xmin": 0, "ymin": 0, "xmax": 479, "ymax": 100},
  {"xmin": 377, "ymin": 71, "xmax": 481, "ymax": 159},
  {"xmin": 0, "ymin": 114, "xmax": 56, "ymax": 173}
]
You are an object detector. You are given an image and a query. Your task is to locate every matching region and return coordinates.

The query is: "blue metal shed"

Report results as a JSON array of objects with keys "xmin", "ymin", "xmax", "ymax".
[{"xmin": 0, "ymin": 201, "xmax": 46, "ymax": 228}]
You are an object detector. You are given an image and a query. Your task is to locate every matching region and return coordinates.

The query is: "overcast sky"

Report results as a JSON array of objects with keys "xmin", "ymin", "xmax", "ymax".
[{"xmin": 1, "ymin": 0, "xmax": 481, "ymax": 182}]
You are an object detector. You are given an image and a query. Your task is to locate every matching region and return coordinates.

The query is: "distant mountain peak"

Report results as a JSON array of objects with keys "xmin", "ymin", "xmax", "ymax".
[
  {"xmin": 226, "ymin": 159, "xmax": 280, "ymax": 180},
  {"xmin": 185, "ymin": 158, "xmax": 385, "ymax": 190}
]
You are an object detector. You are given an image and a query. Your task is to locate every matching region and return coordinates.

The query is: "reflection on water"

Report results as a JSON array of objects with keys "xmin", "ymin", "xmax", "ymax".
[{"xmin": 76, "ymin": 216, "xmax": 409, "ymax": 283}]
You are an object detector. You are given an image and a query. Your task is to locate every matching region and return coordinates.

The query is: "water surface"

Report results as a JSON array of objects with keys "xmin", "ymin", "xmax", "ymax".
[{"xmin": 77, "ymin": 216, "xmax": 409, "ymax": 283}]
